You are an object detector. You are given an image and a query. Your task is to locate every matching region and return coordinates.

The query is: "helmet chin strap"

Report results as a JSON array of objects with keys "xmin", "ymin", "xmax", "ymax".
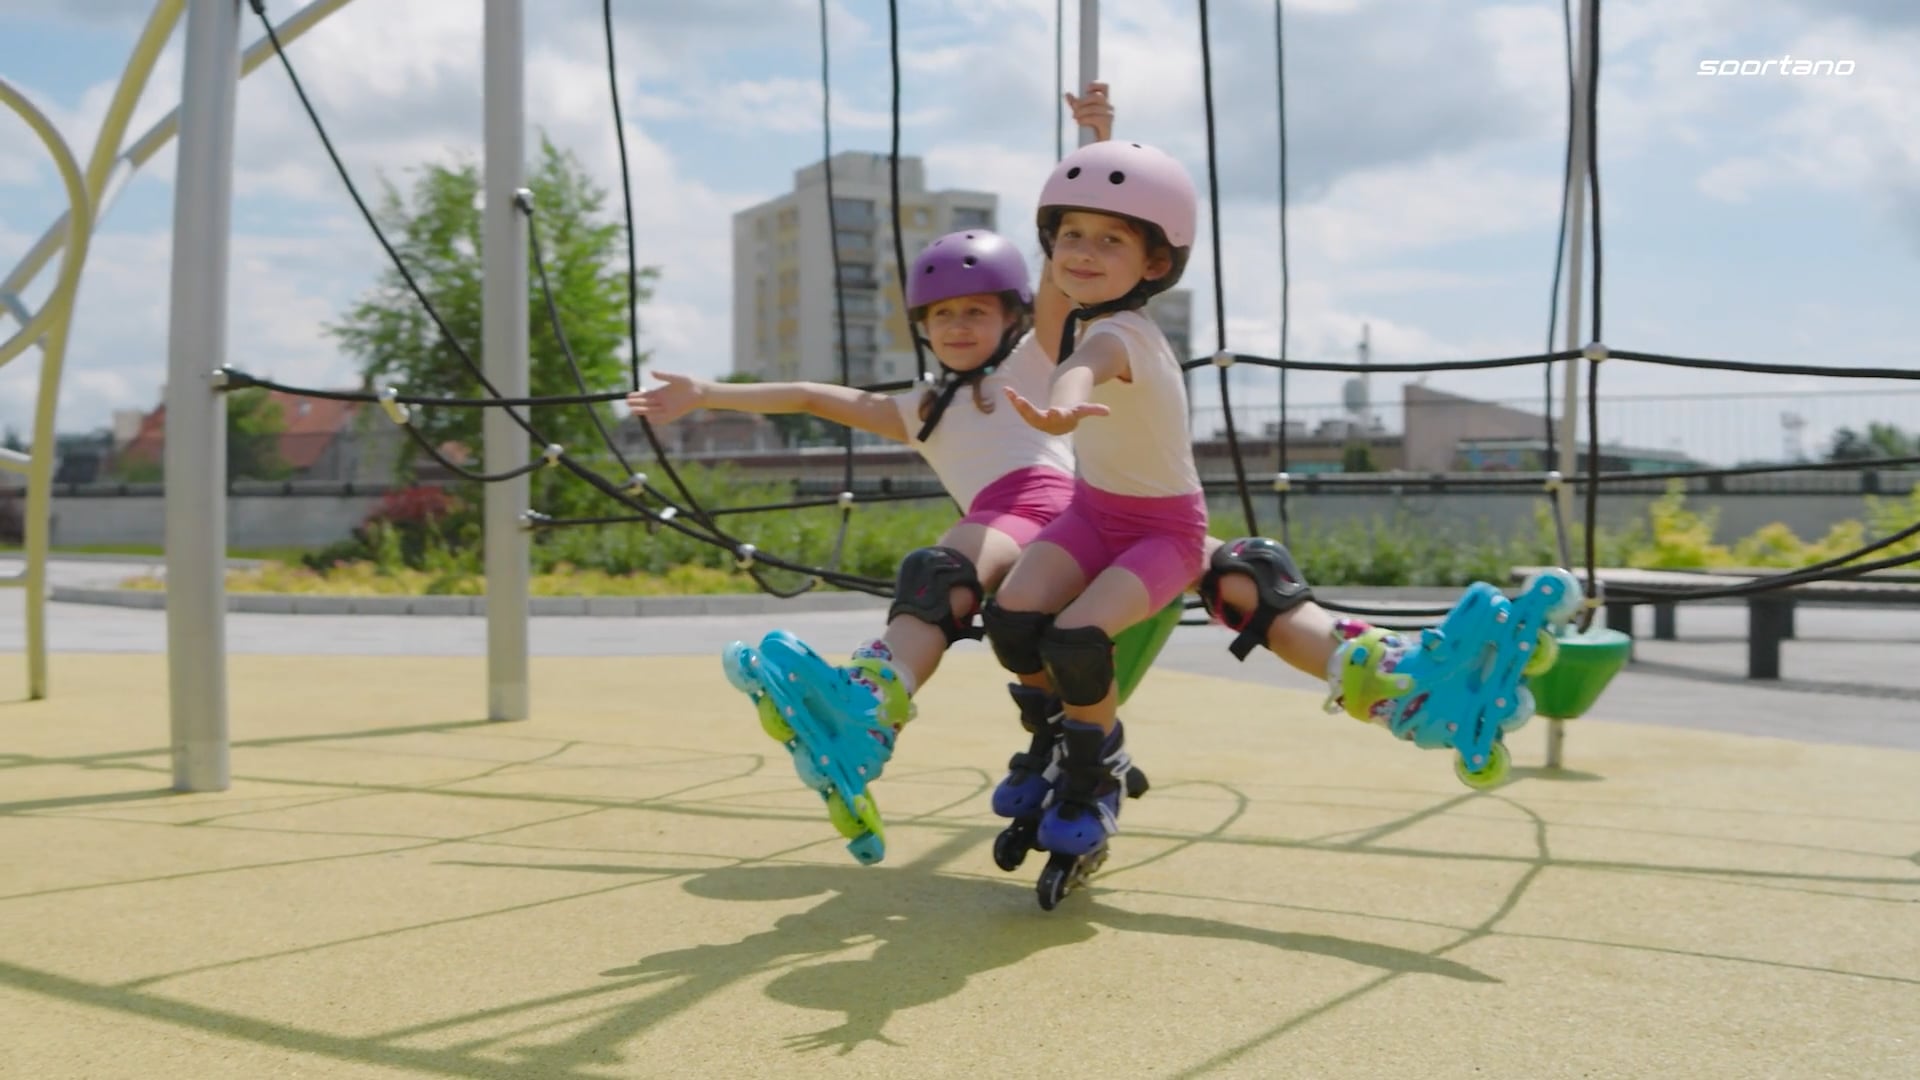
[
  {"xmin": 1055, "ymin": 285, "xmax": 1151, "ymax": 364},
  {"xmin": 914, "ymin": 324, "xmax": 1024, "ymax": 442}
]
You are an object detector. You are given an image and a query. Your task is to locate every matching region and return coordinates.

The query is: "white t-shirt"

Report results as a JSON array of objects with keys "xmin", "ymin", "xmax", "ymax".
[
  {"xmin": 894, "ymin": 332, "xmax": 1075, "ymax": 510},
  {"xmin": 1072, "ymin": 311, "xmax": 1202, "ymax": 498}
]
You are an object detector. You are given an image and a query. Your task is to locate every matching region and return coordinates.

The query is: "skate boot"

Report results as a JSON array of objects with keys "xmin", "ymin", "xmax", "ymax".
[
  {"xmin": 843, "ymin": 638, "xmax": 917, "ymax": 735},
  {"xmin": 721, "ymin": 630, "xmax": 904, "ymax": 865},
  {"xmin": 1030, "ymin": 719, "xmax": 1134, "ymax": 911},
  {"xmin": 991, "ymin": 689, "xmax": 1150, "ymax": 875},
  {"xmin": 1325, "ymin": 568, "xmax": 1581, "ymax": 790}
]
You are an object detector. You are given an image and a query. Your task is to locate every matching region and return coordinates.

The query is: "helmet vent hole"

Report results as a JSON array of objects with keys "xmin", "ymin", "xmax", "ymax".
[
  {"xmin": 962, "ymin": 255, "xmax": 977, "ymax": 267},
  {"xmin": 1066, "ymin": 166, "xmax": 1082, "ymax": 179},
  {"xmin": 1108, "ymin": 170, "xmax": 1126, "ymax": 184},
  {"xmin": 923, "ymin": 265, "xmax": 935, "ymax": 273},
  {"xmin": 1130, "ymin": 142, "xmax": 1141, "ymax": 148}
]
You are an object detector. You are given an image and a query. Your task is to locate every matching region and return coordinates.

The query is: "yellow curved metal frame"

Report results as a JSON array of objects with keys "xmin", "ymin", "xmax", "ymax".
[{"xmin": 0, "ymin": 0, "xmax": 359, "ymax": 698}]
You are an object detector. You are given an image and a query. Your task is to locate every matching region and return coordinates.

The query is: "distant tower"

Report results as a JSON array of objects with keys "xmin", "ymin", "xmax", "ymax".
[
  {"xmin": 1781, "ymin": 410, "xmax": 1806, "ymax": 462},
  {"xmin": 1341, "ymin": 323, "xmax": 1374, "ymax": 433}
]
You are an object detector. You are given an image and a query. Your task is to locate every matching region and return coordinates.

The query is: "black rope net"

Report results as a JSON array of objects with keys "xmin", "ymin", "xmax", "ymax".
[{"xmin": 237, "ymin": 0, "xmax": 1919, "ymax": 626}]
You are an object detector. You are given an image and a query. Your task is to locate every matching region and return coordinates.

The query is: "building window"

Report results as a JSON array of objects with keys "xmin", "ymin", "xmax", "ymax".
[
  {"xmin": 952, "ymin": 206, "xmax": 993, "ymax": 229},
  {"xmin": 832, "ymin": 197, "xmax": 876, "ymax": 228}
]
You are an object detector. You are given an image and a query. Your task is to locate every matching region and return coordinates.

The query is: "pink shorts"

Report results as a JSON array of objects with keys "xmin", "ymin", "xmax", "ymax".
[
  {"xmin": 960, "ymin": 466, "xmax": 1076, "ymax": 547},
  {"xmin": 1032, "ymin": 479, "xmax": 1209, "ymax": 611}
]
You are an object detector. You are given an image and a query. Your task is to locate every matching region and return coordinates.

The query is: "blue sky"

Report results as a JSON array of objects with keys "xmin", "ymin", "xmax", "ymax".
[{"xmin": 0, "ymin": 0, "xmax": 1915, "ymax": 465}]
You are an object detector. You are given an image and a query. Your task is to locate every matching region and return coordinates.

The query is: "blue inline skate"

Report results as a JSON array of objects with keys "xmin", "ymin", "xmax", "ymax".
[
  {"xmin": 991, "ymin": 687, "xmax": 1148, "ymax": 910},
  {"xmin": 722, "ymin": 630, "xmax": 910, "ymax": 865},
  {"xmin": 1329, "ymin": 568, "xmax": 1582, "ymax": 789}
]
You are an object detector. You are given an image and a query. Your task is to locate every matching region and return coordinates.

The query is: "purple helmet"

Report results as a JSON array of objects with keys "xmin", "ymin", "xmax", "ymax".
[
  {"xmin": 1036, "ymin": 141, "xmax": 1197, "ymax": 294},
  {"xmin": 906, "ymin": 230, "xmax": 1033, "ymax": 319}
]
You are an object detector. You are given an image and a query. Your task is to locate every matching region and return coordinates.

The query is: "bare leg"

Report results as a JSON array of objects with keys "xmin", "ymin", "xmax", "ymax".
[
  {"xmin": 1049, "ymin": 567, "xmax": 1154, "ymax": 733},
  {"xmin": 988, "ymin": 540, "xmax": 1089, "ymax": 690},
  {"xmin": 875, "ymin": 522, "xmax": 1022, "ymax": 693}
]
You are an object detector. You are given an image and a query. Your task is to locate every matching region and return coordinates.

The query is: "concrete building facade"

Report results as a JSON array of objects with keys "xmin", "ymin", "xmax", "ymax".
[{"xmin": 733, "ymin": 152, "xmax": 997, "ymax": 388}]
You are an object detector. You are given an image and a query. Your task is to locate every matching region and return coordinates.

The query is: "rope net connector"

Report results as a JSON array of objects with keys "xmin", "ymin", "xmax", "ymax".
[
  {"xmin": 519, "ymin": 509, "xmax": 551, "ymax": 530},
  {"xmin": 1271, "ymin": 471, "xmax": 1293, "ymax": 493},
  {"xmin": 1543, "ymin": 470, "xmax": 1565, "ymax": 493},
  {"xmin": 209, "ymin": 367, "xmax": 233, "ymax": 390},
  {"xmin": 1582, "ymin": 577, "xmax": 1607, "ymax": 609},
  {"xmin": 1582, "ymin": 342, "xmax": 1610, "ymax": 364},
  {"xmin": 1211, "ymin": 350, "xmax": 1235, "ymax": 368},
  {"xmin": 512, "ymin": 187, "xmax": 533, "ymax": 213},
  {"xmin": 657, "ymin": 507, "xmax": 678, "ymax": 522},
  {"xmin": 733, "ymin": 543, "xmax": 757, "ymax": 569},
  {"xmin": 837, "ymin": 490, "xmax": 856, "ymax": 509},
  {"xmin": 624, "ymin": 472, "xmax": 647, "ymax": 494},
  {"xmin": 378, "ymin": 386, "xmax": 411, "ymax": 426},
  {"xmin": 543, "ymin": 443, "xmax": 564, "ymax": 466}
]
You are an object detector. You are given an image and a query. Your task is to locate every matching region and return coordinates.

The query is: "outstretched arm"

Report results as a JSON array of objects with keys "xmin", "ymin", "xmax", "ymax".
[
  {"xmin": 1004, "ymin": 333, "xmax": 1129, "ymax": 436},
  {"xmin": 627, "ymin": 372, "xmax": 908, "ymax": 443}
]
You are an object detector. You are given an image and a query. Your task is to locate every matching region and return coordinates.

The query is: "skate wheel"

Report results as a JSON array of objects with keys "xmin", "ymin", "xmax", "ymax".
[
  {"xmin": 756, "ymin": 696, "xmax": 795, "ymax": 743},
  {"xmin": 1500, "ymin": 687, "xmax": 1536, "ymax": 733},
  {"xmin": 1036, "ymin": 856, "xmax": 1072, "ymax": 911},
  {"xmin": 1528, "ymin": 568, "xmax": 1584, "ymax": 623},
  {"xmin": 993, "ymin": 822, "xmax": 1035, "ymax": 872},
  {"xmin": 1454, "ymin": 741, "xmax": 1511, "ymax": 790},
  {"xmin": 1523, "ymin": 631, "xmax": 1560, "ymax": 676},
  {"xmin": 721, "ymin": 642, "xmax": 760, "ymax": 695},
  {"xmin": 823, "ymin": 789, "xmax": 863, "ymax": 839}
]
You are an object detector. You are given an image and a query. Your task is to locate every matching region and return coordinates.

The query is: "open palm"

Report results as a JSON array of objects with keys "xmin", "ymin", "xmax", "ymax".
[
  {"xmin": 626, "ymin": 370, "xmax": 703, "ymax": 424},
  {"xmin": 1004, "ymin": 386, "xmax": 1109, "ymax": 435}
]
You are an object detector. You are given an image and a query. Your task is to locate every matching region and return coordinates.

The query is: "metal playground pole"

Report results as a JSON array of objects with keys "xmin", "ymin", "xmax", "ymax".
[
  {"xmin": 164, "ymin": 0, "xmax": 241, "ymax": 791},
  {"xmin": 483, "ymin": 0, "xmax": 531, "ymax": 721}
]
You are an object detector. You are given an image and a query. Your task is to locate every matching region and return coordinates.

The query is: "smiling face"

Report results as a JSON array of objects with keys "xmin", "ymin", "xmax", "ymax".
[
  {"xmin": 921, "ymin": 292, "xmax": 1017, "ymax": 371},
  {"xmin": 1047, "ymin": 210, "xmax": 1172, "ymax": 307}
]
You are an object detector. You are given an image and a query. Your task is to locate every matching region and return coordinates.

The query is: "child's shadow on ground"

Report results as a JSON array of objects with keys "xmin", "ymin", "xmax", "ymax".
[{"xmin": 520, "ymin": 849, "xmax": 1497, "ymax": 1061}]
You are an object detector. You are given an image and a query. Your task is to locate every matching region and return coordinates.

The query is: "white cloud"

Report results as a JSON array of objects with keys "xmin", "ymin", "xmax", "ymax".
[{"xmin": 2, "ymin": 0, "xmax": 1916, "ymax": 468}]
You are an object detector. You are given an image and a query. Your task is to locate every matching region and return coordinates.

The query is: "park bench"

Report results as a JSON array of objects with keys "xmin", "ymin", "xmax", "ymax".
[{"xmin": 1510, "ymin": 565, "xmax": 1920, "ymax": 680}]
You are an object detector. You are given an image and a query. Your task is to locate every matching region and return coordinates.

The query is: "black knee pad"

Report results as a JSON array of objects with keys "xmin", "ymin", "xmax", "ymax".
[
  {"xmin": 888, "ymin": 545, "xmax": 985, "ymax": 644},
  {"xmin": 1039, "ymin": 624, "xmax": 1116, "ymax": 707},
  {"xmin": 1200, "ymin": 536, "xmax": 1315, "ymax": 661},
  {"xmin": 982, "ymin": 599, "xmax": 1052, "ymax": 675}
]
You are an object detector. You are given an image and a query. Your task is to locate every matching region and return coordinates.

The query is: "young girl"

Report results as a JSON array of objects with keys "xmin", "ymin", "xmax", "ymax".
[
  {"xmin": 628, "ymin": 229, "xmax": 1074, "ymax": 862},
  {"xmin": 982, "ymin": 140, "xmax": 1210, "ymax": 863}
]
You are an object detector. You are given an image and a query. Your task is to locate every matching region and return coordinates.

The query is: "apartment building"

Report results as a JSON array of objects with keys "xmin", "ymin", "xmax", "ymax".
[{"xmin": 733, "ymin": 152, "xmax": 997, "ymax": 388}]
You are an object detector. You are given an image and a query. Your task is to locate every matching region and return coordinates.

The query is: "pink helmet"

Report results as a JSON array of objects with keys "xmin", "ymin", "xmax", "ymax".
[{"xmin": 1036, "ymin": 141, "xmax": 1197, "ymax": 294}]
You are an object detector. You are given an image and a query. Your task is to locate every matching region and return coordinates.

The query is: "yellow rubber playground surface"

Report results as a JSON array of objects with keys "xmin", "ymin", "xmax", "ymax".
[{"xmin": 2, "ymin": 650, "xmax": 1917, "ymax": 1079}]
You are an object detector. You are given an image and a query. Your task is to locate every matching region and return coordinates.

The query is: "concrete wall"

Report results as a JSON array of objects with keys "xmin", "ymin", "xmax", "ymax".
[{"xmin": 46, "ymin": 491, "xmax": 386, "ymax": 550}]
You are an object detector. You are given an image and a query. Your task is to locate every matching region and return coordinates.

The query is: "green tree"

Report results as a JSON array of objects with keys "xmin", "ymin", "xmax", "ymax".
[
  {"xmin": 226, "ymin": 386, "xmax": 292, "ymax": 482},
  {"xmin": 1341, "ymin": 438, "xmax": 1377, "ymax": 473},
  {"xmin": 328, "ymin": 134, "xmax": 654, "ymax": 498},
  {"xmin": 1827, "ymin": 421, "xmax": 1914, "ymax": 462}
]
